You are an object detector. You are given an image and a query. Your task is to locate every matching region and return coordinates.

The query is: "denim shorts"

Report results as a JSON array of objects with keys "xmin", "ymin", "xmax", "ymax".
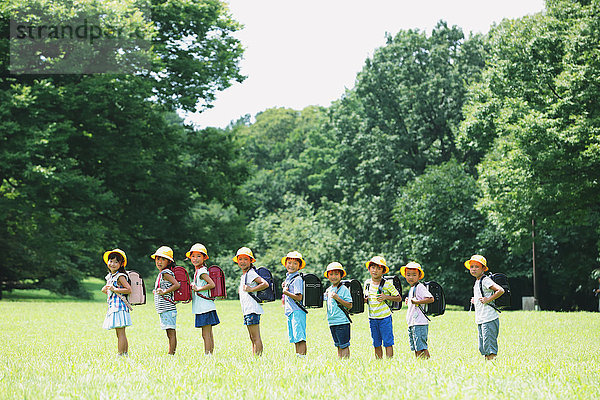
[
  {"xmin": 195, "ymin": 310, "xmax": 220, "ymax": 328},
  {"xmin": 243, "ymin": 313, "xmax": 261, "ymax": 326},
  {"xmin": 408, "ymin": 324, "xmax": 429, "ymax": 351},
  {"xmin": 369, "ymin": 315, "xmax": 394, "ymax": 347},
  {"xmin": 159, "ymin": 309, "xmax": 177, "ymax": 330},
  {"xmin": 287, "ymin": 310, "xmax": 307, "ymax": 343},
  {"xmin": 478, "ymin": 318, "xmax": 500, "ymax": 356},
  {"xmin": 329, "ymin": 323, "xmax": 351, "ymax": 349}
]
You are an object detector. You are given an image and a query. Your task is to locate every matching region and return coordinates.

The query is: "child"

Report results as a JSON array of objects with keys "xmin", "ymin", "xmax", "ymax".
[
  {"xmin": 101, "ymin": 248, "xmax": 132, "ymax": 356},
  {"xmin": 151, "ymin": 246, "xmax": 181, "ymax": 355},
  {"xmin": 234, "ymin": 247, "xmax": 268, "ymax": 356},
  {"xmin": 187, "ymin": 243, "xmax": 219, "ymax": 355},
  {"xmin": 401, "ymin": 262, "xmax": 434, "ymax": 359},
  {"xmin": 465, "ymin": 254, "xmax": 505, "ymax": 361},
  {"xmin": 363, "ymin": 255, "xmax": 403, "ymax": 359},
  {"xmin": 281, "ymin": 250, "xmax": 307, "ymax": 356},
  {"xmin": 324, "ymin": 262, "xmax": 353, "ymax": 358}
]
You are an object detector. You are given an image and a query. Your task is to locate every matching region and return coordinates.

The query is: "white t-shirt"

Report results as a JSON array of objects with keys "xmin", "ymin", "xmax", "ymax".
[
  {"xmin": 239, "ymin": 269, "xmax": 264, "ymax": 316},
  {"xmin": 474, "ymin": 276, "xmax": 500, "ymax": 324},
  {"xmin": 191, "ymin": 266, "xmax": 216, "ymax": 315},
  {"xmin": 406, "ymin": 283, "xmax": 433, "ymax": 327}
]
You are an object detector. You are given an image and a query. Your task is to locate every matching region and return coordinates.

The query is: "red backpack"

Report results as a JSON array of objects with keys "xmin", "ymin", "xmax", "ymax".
[
  {"xmin": 194, "ymin": 265, "xmax": 227, "ymax": 300},
  {"xmin": 157, "ymin": 266, "xmax": 192, "ymax": 303}
]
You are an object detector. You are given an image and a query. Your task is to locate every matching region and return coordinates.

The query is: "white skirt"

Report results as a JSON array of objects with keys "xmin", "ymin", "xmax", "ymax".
[{"xmin": 103, "ymin": 309, "xmax": 132, "ymax": 330}]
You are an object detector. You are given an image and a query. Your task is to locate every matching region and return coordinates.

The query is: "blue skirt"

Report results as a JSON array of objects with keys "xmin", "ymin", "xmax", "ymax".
[
  {"xmin": 195, "ymin": 310, "xmax": 220, "ymax": 327},
  {"xmin": 103, "ymin": 310, "xmax": 132, "ymax": 330}
]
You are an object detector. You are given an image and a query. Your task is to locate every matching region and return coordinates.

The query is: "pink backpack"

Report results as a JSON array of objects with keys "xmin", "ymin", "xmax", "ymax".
[{"xmin": 126, "ymin": 270, "xmax": 146, "ymax": 305}]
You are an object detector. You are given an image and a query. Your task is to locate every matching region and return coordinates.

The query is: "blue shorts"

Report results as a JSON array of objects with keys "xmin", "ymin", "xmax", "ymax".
[
  {"xmin": 243, "ymin": 313, "xmax": 261, "ymax": 326},
  {"xmin": 369, "ymin": 316, "xmax": 394, "ymax": 348},
  {"xmin": 159, "ymin": 309, "xmax": 177, "ymax": 330},
  {"xmin": 329, "ymin": 323, "xmax": 351, "ymax": 349},
  {"xmin": 408, "ymin": 324, "xmax": 428, "ymax": 351},
  {"xmin": 287, "ymin": 310, "xmax": 307, "ymax": 343},
  {"xmin": 195, "ymin": 310, "xmax": 220, "ymax": 328},
  {"xmin": 478, "ymin": 318, "xmax": 500, "ymax": 356}
]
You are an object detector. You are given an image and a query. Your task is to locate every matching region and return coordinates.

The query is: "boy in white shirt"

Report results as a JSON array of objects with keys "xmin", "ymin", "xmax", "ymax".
[
  {"xmin": 401, "ymin": 262, "xmax": 434, "ymax": 359},
  {"xmin": 465, "ymin": 254, "xmax": 505, "ymax": 361}
]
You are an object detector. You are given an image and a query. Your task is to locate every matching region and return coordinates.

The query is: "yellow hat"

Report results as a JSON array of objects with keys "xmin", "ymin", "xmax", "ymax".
[
  {"xmin": 186, "ymin": 243, "xmax": 209, "ymax": 260},
  {"xmin": 324, "ymin": 262, "xmax": 346, "ymax": 278},
  {"xmin": 281, "ymin": 251, "xmax": 306, "ymax": 270},
  {"xmin": 103, "ymin": 248, "xmax": 127, "ymax": 267},
  {"xmin": 365, "ymin": 255, "xmax": 389, "ymax": 274},
  {"xmin": 150, "ymin": 246, "xmax": 174, "ymax": 262},
  {"xmin": 233, "ymin": 247, "xmax": 256, "ymax": 263},
  {"xmin": 400, "ymin": 261, "xmax": 424, "ymax": 279},
  {"xmin": 464, "ymin": 254, "xmax": 488, "ymax": 271}
]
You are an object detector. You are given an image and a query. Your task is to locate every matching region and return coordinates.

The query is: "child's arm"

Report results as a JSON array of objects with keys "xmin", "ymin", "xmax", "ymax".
[
  {"xmin": 113, "ymin": 275, "xmax": 132, "ymax": 295},
  {"xmin": 331, "ymin": 292, "xmax": 352, "ymax": 309},
  {"xmin": 411, "ymin": 296, "xmax": 434, "ymax": 305},
  {"xmin": 480, "ymin": 283, "xmax": 504, "ymax": 304},
  {"xmin": 282, "ymin": 279, "xmax": 302, "ymax": 302},
  {"xmin": 192, "ymin": 273, "xmax": 216, "ymax": 292},
  {"xmin": 157, "ymin": 273, "xmax": 180, "ymax": 295},
  {"xmin": 243, "ymin": 277, "xmax": 268, "ymax": 293}
]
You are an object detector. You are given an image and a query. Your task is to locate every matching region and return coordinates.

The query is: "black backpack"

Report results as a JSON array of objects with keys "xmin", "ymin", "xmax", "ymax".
[
  {"xmin": 417, "ymin": 281, "xmax": 446, "ymax": 317},
  {"xmin": 365, "ymin": 275, "xmax": 403, "ymax": 311},
  {"xmin": 479, "ymin": 272, "xmax": 511, "ymax": 311},
  {"xmin": 245, "ymin": 266, "xmax": 276, "ymax": 303},
  {"xmin": 301, "ymin": 273, "xmax": 324, "ymax": 309},
  {"xmin": 341, "ymin": 279, "xmax": 365, "ymax": 314}
]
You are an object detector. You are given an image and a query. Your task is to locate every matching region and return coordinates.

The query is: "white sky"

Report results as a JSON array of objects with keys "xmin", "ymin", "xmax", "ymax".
[{"xmin": 185, "ymin": 0, "xmax": 545, "ymax": 129}]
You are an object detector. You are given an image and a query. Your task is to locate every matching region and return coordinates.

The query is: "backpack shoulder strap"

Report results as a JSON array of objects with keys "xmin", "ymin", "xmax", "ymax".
[{"xmin": 479, "ymin": 273, "xmax": 501, "ymax": 313}]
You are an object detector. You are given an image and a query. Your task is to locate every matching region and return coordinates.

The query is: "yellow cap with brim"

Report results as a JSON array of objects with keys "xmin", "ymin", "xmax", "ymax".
[
  {"xmin": 464, "ymin": 254, "xmax": 488, "ymax": 271},
  {"xmin": 150, "ymin": 246, "xmax": 174, "ymax": 262},
  {"xmin": 233, "ymin": 247, "xmax": 256, "ymax": 263},
  {"xmin": 365, "ymin": 256, "xmax": 389, "ymax": 274},
  {"xmin": 324, "ymin": 262, "xmax": 346, "ymax": 278},
  {"xmin": 281, "ymin": 251, "xmax": 306, "ymax": 270},
  {"xmin": 103, "ymin": 248, "xmax": 127, "ymax": 267},
  {"xmin": 400, "ymin": 261, "xmax": 424, "ymax": 279},
  {"xmin": 186, "ymin": 243, "xmax": 208, "ymax": 260}
]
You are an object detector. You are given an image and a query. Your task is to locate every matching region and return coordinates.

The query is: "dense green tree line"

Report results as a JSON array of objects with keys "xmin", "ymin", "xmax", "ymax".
[{"xmin": 2, "ymin": 0, "xmax": 598, "ymax": 309}]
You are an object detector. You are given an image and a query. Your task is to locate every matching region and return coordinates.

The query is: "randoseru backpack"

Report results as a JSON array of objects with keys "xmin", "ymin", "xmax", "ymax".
[
  {"xmin": 194, "ymin": 265, "xmax": 227, "ymax": 300},
  {"xmin": 301, "ymin": 273, "xmax": 324, "ymax": 309},
  {"xmin": 126, "ymin": 270, "xmax": 146, "ymax": 305},
  {"xmin": 366, "ymin": 275, "xmax": 403, "ymax": 311},
  {"xmin": 245, "ymin": 266, "xmax": 276, "ymax": 303},
  {"xmin": 157, "ymin": 266, "xmax": 192, "ymax": 303},
  {"xmin": 479, "ymin": 272, "xmax": 512, "ymax": 311},
  {"xmin": 341, "ymin": 279, "xmax": 365, "ymax": 314},
  {"xmin": 413, "ymin": 281, "xmax": 445, "ymax": 320}
]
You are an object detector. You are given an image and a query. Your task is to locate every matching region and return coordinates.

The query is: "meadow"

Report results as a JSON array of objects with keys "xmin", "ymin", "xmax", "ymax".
[{"xmin": 1, "ymin": 281, "xmax": 598, "ymax": 399}]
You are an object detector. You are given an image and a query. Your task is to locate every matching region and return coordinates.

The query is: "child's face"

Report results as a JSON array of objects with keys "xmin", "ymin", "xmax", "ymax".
[
  {"xmin": 368, "ymin": 263, "xmax": 384, "ymax": 279},
  {"xmin": 327, "ymin": 270, "xmax": 342, "ymax": 285},
  {"xmin": 107, "ymin": 257, "xmax": 122, "ymax": 273},
  {"xmin": 405, "ymin": 269, "xmax": 421, "ymax": 285},
  {"xmin": 190, "ymin": 251, "xmax": 207, "ymax": 268},
  {"xmin": 237, "ymin": 254, "xmax": 252, "ymax": 271},
  {"xmin": 285, "ymin": 258, "xmax": 301, "ymax": 274},
  {"xmin": 469, "ymin": 261, "xmax": 485, "ymax": 278},
  {"xmin": 155, "ymin": 256, "xmax": 170, "ymax": 270}
]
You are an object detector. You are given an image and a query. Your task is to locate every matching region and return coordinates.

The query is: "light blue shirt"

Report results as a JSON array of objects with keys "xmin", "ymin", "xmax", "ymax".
[
  {"xmin": 325, "ymin": 284, "xmax": 352, "ymax": 326},
  {"xmin": 191, "ymin": 266, "xmax": 216, "ymax": 315},
  {"xmin": 284, "ymin": 272, "xmax": 304, "ymax": 316}
]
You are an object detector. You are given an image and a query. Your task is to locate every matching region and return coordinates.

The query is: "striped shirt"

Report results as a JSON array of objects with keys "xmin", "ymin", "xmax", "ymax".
[
  {"xmin": 154, "ymin": 269, "xmax": 177, "ymax": 314},
  {"xmin": 364, "ymin": 279, "xmax": 399, "ymax": 319},
  {"xmin": 105, "ymin": 272, "xmax": 129, "ymax": 313}
]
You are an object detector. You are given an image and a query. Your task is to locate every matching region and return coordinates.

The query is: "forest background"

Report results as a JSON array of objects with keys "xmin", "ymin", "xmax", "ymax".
[{"xmin": 1, "ymin": 0, "xmax": 599, "ymax": 310}]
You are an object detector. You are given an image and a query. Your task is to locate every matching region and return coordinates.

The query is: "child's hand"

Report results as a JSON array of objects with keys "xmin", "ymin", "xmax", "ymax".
[
  {"xmin": 243, "ymin": 284, "xmax": 252, "ymax": 292},
  {"xmin": 101, "ymin": 285, "xmax": 109, "ymax": 294},
  {"xmin": 479, "ymin": 297, "xmax": 488, "ymax": 304},
  {"xmin": 376, "ymin": 293, "xmax": 386, "ymax": 302},
  {"xmin": 470, "ymin": 297, "xmax": 475, "ymax": 304},
  {"xmin": 155, "ymin": 288, "xmax": 164, "ymax": 295},
  {"xmin": 331, "ymin": 293, "xmax": 340, "ymax": 301},
  {"xmin": 190, "ymin": 283, "xmax": 197, "ymax": 291}
]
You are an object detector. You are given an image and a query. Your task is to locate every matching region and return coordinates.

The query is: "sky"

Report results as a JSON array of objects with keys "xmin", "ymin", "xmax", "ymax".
[{"xmin": 185, "ymin": 0, "xmax": 546, "ymax": 129}]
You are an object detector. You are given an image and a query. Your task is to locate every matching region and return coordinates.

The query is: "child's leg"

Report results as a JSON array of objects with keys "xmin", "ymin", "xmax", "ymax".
[
  {"xmin": 246, "ymin": 324, "xmax": 263, "ymax": 356},
  {"xmin": 384, "ymin": 346, "xmax": 394, "ymax": 358},
  {"xmin": 295, "ymin": 341, "xmax": 307, "ymax": 355},
  {"xmin": 374, "ymin": 346, "xmax": 383, "ymax": 359},
  {"xmin": 166, "ymin": 329, "xmax": 177, "ymax": 355},
  {"xmin": 415, "ymin": 349, "xmax": 430, "ymax": 359},
  {"xmin": 115, "ymin": 327, "xmax": 128, "ymax": 355},
  {"xmin": 340, "ymin": 346, "xmax": 350, "ymax": 359},
  {"xmin": 201, "ymin": 325, "xmax": 214, "ymax": 354},
  {"xmin": 369, "ymin": 318, "xmax": 384, "ymax": 359}
]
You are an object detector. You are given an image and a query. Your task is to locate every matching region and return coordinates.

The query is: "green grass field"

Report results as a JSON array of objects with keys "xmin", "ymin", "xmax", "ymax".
[{"xmin": 1, "ymin": 280, "xmax": 599, "ymax": 399}]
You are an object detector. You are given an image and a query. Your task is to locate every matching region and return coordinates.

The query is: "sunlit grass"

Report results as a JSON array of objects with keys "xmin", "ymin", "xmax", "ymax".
[{"xmin": 1, "ymin": 287, "xmax": 599, "ymax": 399}]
